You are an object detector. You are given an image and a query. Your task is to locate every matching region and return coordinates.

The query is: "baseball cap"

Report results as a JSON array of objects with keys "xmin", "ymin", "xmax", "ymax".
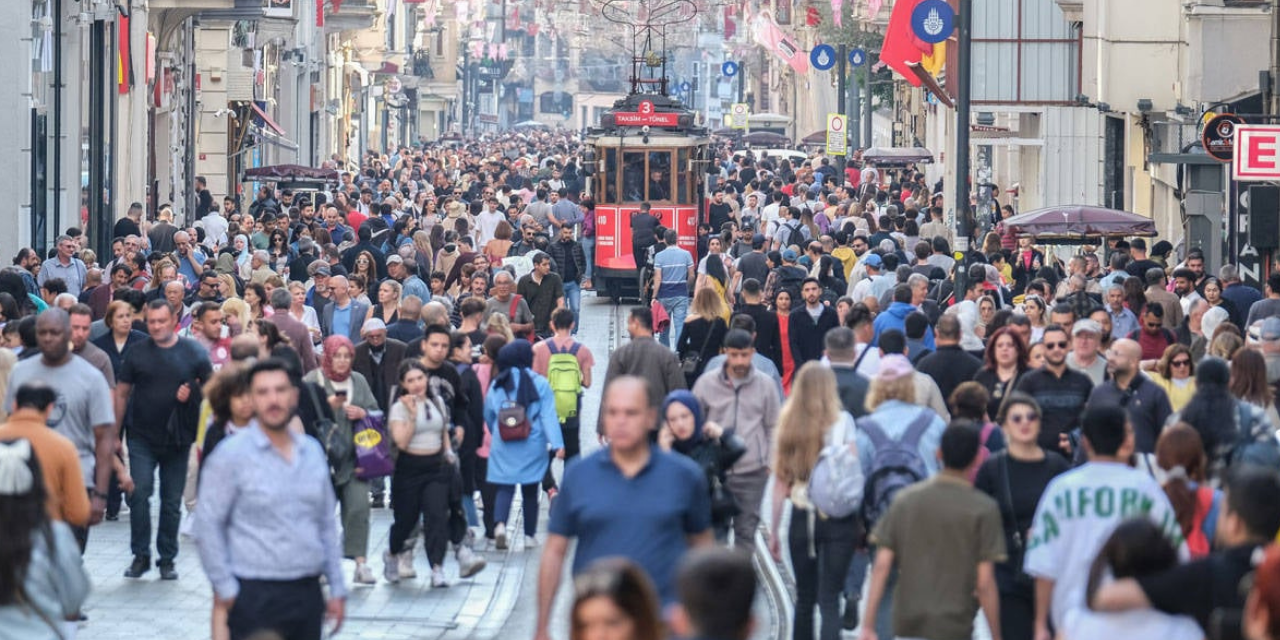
[
  {"xmin": 1072, "ymin": 319, "xmax": 1103, "ymax": 336},
  {"xmin": 1263, "ymin": 317, "xmax": 1280, "ymax": 342},
  {"xmin": 314, "ymin": 265, "xmax": 332, "ymax": 277},
  {"xmin": 752, "ymin": 233, "xmax": 767, "ymax": 247},
  {"xmin": 862, "ymin": 253, "xmax": 883, "ymax": 268},
  {"xmin": 386, "ymin": 254, "xmax": 404, "ymax": 264},
  {"xmin": 782, "ymin": 249, "xmax": 799, "ymax": 262}
]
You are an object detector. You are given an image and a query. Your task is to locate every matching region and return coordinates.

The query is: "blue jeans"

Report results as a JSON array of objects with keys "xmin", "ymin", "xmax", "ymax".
[
  {"xmin": 493, "ymin": 483, "xmax": 539, "ymax": 537},
  {"xmin": 581, "ymin": 237, "xmax": 595, "ymax": 280},
  {"xmin": 127, "ymin": 437, "xmax": 189, "ymax": 563},
  {"xmin": 658, "ymin": 295, "xmax": 688, "ymax": 348},
  {"xmin": 563, "ymin": 281, "xmax": 581, "ymax": 332}
]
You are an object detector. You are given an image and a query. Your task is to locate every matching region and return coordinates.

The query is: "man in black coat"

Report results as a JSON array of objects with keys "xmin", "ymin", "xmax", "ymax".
[
  {"xmin": 735, "ymin": 278, "xmax": 780, "ymax": 369},
  {"xmin": 915, "ymin": 313, "xmax": 983, "ymax": 403},
  {"xmin": 789, "ymin": 278, "xmax": 840, "ymax": 367}
]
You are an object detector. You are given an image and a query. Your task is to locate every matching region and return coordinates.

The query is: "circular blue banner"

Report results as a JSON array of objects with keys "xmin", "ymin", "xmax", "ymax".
[
  {"xmin": 849, "ymin": 47, "xmax": 868, "ymax": 67},
  {"xmin": 911, "ymin": 0, "xmax": 955, "ymax": 44},
  {"xmin": 680, "ymin": 81, "xmax": 691, "ymax": 92},
  {"xmin": 722, "ymin": 61, "xmax": 739, "ymax": 77},
  {"xmin": 810, "ymin": 44, "xmax": 837, "ymax": 71}
]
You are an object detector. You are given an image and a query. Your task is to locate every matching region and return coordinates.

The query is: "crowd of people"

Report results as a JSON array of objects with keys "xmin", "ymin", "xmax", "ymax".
[{"xmin": 0, "ymin": 131, "xmax": 1279, "ymax": 640}]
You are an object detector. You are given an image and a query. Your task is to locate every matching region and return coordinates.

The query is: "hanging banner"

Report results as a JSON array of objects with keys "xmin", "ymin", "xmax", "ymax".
[
  {"xmin": 751, "ymin": 9, "xmax": 810, "ymax": 74},
  {"xmin": 117, "ymin": 13, "xmax": 133, "ymax": 94},
  {"xmin": 826, "ymin": 113, "xmax": 847, "ymax": 156}
]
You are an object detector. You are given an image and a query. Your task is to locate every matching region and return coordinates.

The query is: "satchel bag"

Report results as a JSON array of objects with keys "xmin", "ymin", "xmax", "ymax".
[
  {"xmin": 680, "ymin": 321, "xmax": 717, "ymax": 376},
  {"xmin": 306, "ymin": 385, "xmax": 350, "ymax": 477},
  {"xmin": 353, "ymin": 412, "xmax": 394, "ymax": 480},
  {"xmin": 497, "ymin": 401, "xmax": 532, "ymax": 442}
]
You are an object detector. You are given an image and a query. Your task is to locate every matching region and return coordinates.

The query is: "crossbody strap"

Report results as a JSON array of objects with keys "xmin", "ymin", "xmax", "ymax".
[{"xmin": 996, "ymin": 452, "xmax": 1023, "ymax": 554}]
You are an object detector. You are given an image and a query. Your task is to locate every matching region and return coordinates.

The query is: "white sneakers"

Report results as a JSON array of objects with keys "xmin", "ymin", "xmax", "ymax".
[
  {"xmin": 431, "ymin": 566, "xmax": 448, "ymax": 588},
  {"xmin": 524, "ymin": 535, "xmax": 538, "ymax": 549},
  {"xmin": 353, "ymin": 561, "xmax": 376, "ymax": 585},
  {"xmin": 398, "ymin": 549, "xmax": 418, "ymax": 579},
  {"xmin": 495, "ymin": 523, "xmax": 509, "ymax": 550},
  {"xmin": 382, "ymin": 551, "xmax": 400, "ymax": 584},
  {"xmin": 456, "ymin": 544, "xmax": 487, "ymax": 578}
]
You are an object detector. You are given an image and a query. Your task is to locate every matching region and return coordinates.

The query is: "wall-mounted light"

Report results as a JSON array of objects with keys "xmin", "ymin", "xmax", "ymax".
[{"xmin": 1137, "ymin": 98, "xmax": 1153, "ymax": 113}]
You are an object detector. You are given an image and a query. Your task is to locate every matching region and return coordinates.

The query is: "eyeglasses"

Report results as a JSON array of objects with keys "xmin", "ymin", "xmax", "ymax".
[
  {"xmin": 1045, "ymin": 341, "xmax": 1068, "ymax": 350},
  {"xmin": 1006, "ymin": 413, "xmax": 1039, "ymax": 424},
  {"xmin": 1171, "ymin": 359, "xmax": 1191, "ymax": 367}
]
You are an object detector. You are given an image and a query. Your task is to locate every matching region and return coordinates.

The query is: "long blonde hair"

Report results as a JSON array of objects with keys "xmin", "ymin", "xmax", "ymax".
[
  {"xmin": 773, "ymin": 362, "xmax": 842, "ymax": 485},
  {"xmin": 866, "ymin": 374, "xmax": 916, "ymax": 410},
  {"xmin": 689, "ymin": 286, "xmax": 728, "ymax": 322}
]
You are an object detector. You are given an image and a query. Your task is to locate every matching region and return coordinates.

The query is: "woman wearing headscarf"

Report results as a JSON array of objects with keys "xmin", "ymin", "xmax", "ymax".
[
  {"xmin": 304, "ymin": 335, "xmax": 380, "ymax": 585},
  {"xmin": 657, "ymin": 390, "xmax": 746, "ymax": 540},
  {"xmin": 483, "ymin": 341, "xmax": 563, "ymax": 551}
]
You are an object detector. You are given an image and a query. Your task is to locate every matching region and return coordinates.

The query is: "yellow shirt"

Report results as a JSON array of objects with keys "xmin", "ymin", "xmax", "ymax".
[
  {"xmin": 831, "ymin": 246, "xmax": 858, "ymax": 280},
  {"xmin": 1148, "ymin": 372, "xmax": 1196, "ymax": 412}
]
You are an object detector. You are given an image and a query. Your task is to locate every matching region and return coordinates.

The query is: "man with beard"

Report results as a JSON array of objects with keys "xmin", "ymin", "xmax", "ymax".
[
  {"xmin": 1015, "ymin": 324, "xmax": 1094, "ymax": 458},
  {"xmin": 1085, "ymin": 338, "xmax": 1171, "ymax": 455}
]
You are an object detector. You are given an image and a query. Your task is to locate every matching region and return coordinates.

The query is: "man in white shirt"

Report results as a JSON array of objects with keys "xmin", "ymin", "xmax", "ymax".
[
  {"xmin": 202, "ymin": 209, "xmax": 229, "ymax": 251},
  {"xmin": 475, "ymin": 199, "xmax": 505, "ymax": 248},
  {"xmin": 1024, "ymin": 405, "xmax": 1184, "ymax": 640}
]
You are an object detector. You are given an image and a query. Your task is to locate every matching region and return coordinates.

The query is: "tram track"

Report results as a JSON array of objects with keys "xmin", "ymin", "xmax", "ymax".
[{"xmin": 606, "ymin": 301, "xmax": 793, "ymax": 640}]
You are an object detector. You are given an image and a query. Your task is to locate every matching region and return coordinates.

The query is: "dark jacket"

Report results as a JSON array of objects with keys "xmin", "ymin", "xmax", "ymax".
[
  {"xmin": 352, "ymin": 338, "xmax": 407, "ymax": 412},
  {"xmin": 321, "ymin": 299, "xmax": 371, "ymax": 344},
  {"xmin": 386, "ymin": 319, "xmax": 424, "ymax": 344},
  {"xmin": 737, "ymin": 302, "xmax": 781, "ymax": 370},
  {"xmin": 546, "ymin": 238, "xmax": 587, "ymax": 284},
  {"xmin": 288, "ymin": 250, "xmax": 318, "ymax": 283},
  {"xmin": 916, "ymin": 345, "xmax": 984, "ymax": 403},
  {"xmin": 788, "ymin": 305, "xmax": 840, "ymax": 366},
  {"xmin": 601, "ymin": 336, "xmax": 686, "ymax": 433},
  {"xmin": 340, "ymin": 242, "xmax": 389, "ymax": 280},
  {"xmin": 672, "ymin": 434, "xmax": 746, "ymax": 531},
  {"xmin": 1085, "ymin": 374, "xmax": 1172, "ymax": 454},
  {"xmin": 831, "ymin": 364, "xmax": 870, "ymax": 417},
  {"xmin": 676, "ymin": 317, "xmax": 728, "ymax": 387}
]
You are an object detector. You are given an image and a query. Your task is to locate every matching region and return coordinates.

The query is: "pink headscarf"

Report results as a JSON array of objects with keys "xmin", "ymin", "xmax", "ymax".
[{"xmin": 321, "ymin": 335, "xmax": 355, "ymax": 383}]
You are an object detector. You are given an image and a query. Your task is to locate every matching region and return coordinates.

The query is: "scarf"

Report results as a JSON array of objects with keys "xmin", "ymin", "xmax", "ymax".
[
  {"xmin": 234, "ymin": 235, "xmax": 251, "ymax": 266},
  {"xmin": 492, "ymin": 340, "xmax": 538, "ymax": 407},
  {"xmin": 321, "ymin": 335, "xmax": 355, "ymax": 383},
  {"xmin": 662, "ymin": 390, "xmax": 705, "ymax": 455}
]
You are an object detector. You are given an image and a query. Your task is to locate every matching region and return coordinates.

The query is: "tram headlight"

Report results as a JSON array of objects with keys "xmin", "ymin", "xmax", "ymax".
[{"xmin": 641, "ymin": 125, "xmax": 650, "ymax": 134}]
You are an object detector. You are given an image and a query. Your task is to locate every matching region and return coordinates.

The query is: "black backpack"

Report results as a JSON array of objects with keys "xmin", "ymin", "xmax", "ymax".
[
  {"xmin": 778, "ymin": 221, "xmax": 805, "ymax": 250},
  {"xmin": 775, "ymin": 265, "xmax": 807, "ymax": 296}
]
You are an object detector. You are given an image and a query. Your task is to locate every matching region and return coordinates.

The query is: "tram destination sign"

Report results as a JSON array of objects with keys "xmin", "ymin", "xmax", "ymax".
[{"xmin": 614, "ymin": 100, "xmax": 679, "ymax": 127}]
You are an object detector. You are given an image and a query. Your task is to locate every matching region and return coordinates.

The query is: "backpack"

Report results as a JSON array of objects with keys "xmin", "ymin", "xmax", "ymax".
[
  {"xmin": 1187, "ymin": 485, "xmax": 1217, "ymax": 558},
  {"xmin": 859, "ymin": 411, "xmax": 933, "ymax": 527},
  {"xmin": 1227, "ymin": 402, "xmax": 1280, "ymax": 470},
  {"xmin": 775, "ymin": 265, "xmax": 807, "ymax": 296},
  {"xmin": 545, "ymin": 339, "xmax": 583, "ymax": 423},
  {"xmin": 778, "ymin": 220, "xmax": 805, "ymax": 250},
  {"xmin": 805, "ymin": 413, "xmax": 865, "ymax": 518}
]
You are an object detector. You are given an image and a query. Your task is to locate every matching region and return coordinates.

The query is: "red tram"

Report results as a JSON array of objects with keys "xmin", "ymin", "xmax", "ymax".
[{"xmin": 586, "ymin": 93, "xmax": 710, "ymax": 301}]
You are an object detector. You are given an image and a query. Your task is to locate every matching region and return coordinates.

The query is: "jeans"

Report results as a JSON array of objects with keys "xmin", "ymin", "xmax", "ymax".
[
  {"xmin": 789, "ymin": 509, "xmax": 859, "ymax": 640},
  {"xmin": 848, "ymin": 547, "xmax": 897, "ymax": 639},
  {"xmin": 581, "ymin": 237, "xmax": 595, "ymax": 280},
  {"xmin": 493, "ymin": 483, "xmax": 540, "ymax": 537},
  {"xmin": 563, "ymin": 281, "xmax": 582, "ymax": 332},
  {"xmin": 658, "ymin": 295, "xmax": 689, "ymax": 349},
  {"xmin": 127, "ymin": 437, "xmax": 189, "ymax": 563}
]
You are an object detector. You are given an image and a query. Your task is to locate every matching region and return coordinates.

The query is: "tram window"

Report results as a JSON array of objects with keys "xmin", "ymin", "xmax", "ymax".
[
  {"xmin": 677, "ymin": 148, "xmax": 690, "ymax": 203},
  {"xmin": 600, "ymin": 148, "xmax": 618, "ymax": 204},
  {"xmin": 647, "ymin": 151, "xmax": 672, "ymax": 202},
  {"xmin": 622, "ymin": 152, "xmax": 646, "ymax": 201}
]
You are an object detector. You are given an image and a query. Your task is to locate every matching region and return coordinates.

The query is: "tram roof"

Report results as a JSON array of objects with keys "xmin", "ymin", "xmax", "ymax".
[{"xmin": 587, "ymin": 133, "xmax": 710, "ymax": 147}]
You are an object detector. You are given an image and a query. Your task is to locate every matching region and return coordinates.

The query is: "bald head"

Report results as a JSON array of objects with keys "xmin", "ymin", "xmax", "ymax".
[
  {"xmin": 35, "ymin": 308, "xmax": 71, "ymax": 361},
  {"xmin": 1107, "ymin": 338, "xmax": 1142, "ymax": 379},
  {"xmin": 601, "ymin": 376, "xmax": 657, "ymax": 452},
  {"xmin": 329, "ymin": 275, "xmax": 350, "ymax": 302}
]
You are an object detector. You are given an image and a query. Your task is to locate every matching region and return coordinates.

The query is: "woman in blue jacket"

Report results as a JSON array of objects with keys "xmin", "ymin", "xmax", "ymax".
[{"xmin": 484, "ymin": 340, "xmax": 564, "ymax": 550}]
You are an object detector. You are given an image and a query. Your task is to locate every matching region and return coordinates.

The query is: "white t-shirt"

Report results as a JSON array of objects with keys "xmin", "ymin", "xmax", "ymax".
[
  {"xmin": 852, "ymin": 343, "xmax": 881, "ymax": 377},
  {"xmin": 1024, "ymin": 461, "xmax": 1186, "ymax": 631},
  {"xmin": 1062, "ymin": 604, "xmax": 1202, "ymax": 640},
  {"xmin": 475, "ymin": 209, "xmax": 505, "ymax": 247}
]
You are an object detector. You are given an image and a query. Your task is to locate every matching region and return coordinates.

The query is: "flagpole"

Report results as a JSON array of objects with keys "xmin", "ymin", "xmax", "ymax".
[{"xmin": 953, "ymin": 0, "xmax": 972, "ymax": 252}]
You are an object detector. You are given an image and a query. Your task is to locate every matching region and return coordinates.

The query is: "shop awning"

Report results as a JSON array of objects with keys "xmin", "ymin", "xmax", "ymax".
[{"xmin": 250, "ymin": 102, "xmax": 287, "ymax": 136}]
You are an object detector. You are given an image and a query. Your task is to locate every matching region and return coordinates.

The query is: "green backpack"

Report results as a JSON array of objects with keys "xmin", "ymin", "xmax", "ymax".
[{"xmin": 545, "ymin": 340, "xmax": 583, "ymax": 422}]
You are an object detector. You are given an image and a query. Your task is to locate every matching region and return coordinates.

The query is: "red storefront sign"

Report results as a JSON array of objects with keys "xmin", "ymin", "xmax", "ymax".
[
  {"xmin": 613, "ymin": 100, "xmax": 680, "ymax": 127},
  {"xmin": 1234, "ymin": 125, "xmax": 1280, "ymax": 182}
]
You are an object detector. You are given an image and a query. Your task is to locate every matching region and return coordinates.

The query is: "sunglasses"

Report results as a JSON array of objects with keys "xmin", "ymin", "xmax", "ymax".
[
  {"xmin": 1045, "ymin": 341, "xmax": 1068, "ymax": 350},
  {"xmin": 1171, "ymin": 359, "xmax": 1191, "ymax": 367},
  {"xmin": 1007, "ymin": 413, "xmax": 1039, "ymax": 424}
]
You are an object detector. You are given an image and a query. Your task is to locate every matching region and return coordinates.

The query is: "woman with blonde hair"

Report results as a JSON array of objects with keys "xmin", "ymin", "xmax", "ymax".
[
  {"xmin": 1148, "ymin": 344, "xmax": 1197, "ymax": 412},
  {"xmin": 220, "ymin": 297, "xmax": 252, "ymax": 337},
  {"xmin": 287, "ymin": 280, "xmax": 322, "ymax": 345},
  {"xmin": 676, "ymin": 288, "xmax": 729, "ymax": 387},
  {"xmin": 367, "ymin": 279, "xmax": 403, "ymax": 325},
  {"xmin": 766, "ymin": 362, "xmax": 859, "ymax": 640},
  {"xmin": 215, "ymin": 273, "xmax": 238, "ymax": 301},
  {"xmin": 486, "ymin": 312, "xmax": 515, "ymax": 342},
  {"xmin": 859, "ymin": 354, "xmax": 946, "ymax": 476}
]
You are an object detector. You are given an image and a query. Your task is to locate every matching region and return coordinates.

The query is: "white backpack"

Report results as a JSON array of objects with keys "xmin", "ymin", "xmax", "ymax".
[{"xmin": 794, "ymin": 412, "xmax": 863, "ymax": 518}]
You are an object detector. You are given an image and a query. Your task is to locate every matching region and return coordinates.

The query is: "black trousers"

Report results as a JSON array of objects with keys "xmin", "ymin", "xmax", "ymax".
[
  {"xmin": 228, "ymin": 577, "xmax": 323, "ymax": 640},
  {"xmin": 476, "ymin": 457, "xmax": 498, "ymax": 539},
  {"xmin": 389, "ymin": 452, "xmax": 452, "ymax": 566},
  {"xmin": 540, "ymin": 415, "xmax": 579, "ymax": 492}
]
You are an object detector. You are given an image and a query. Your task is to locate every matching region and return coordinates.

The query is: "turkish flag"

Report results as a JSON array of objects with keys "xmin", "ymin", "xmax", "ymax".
[{"xmin": 878, "ymin": 0, "xmax": 932, "ymax": 87}]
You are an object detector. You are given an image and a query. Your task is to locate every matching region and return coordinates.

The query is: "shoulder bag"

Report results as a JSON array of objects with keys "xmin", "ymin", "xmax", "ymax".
[
  {"xmin": 997, "ymin": 452, "xmax": 1035, "ymax": 590},
  {"xmin": 681, "ymin": 319, "xmax": 717, "ymax": 377}
]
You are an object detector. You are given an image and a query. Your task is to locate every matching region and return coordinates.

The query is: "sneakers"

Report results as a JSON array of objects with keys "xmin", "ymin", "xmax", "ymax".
[
  {"xmin": 353, "ymin": 562, "xmax": 376, "ymax": 585},
  {"xmin": 456, "ymin": 545, "xmax": 487, "ymax": 579},
  {"xmin": 431, "ymin": 566, "xmax": 448, "ymax": 588},
  {"xmin": 158, "ymin": 562, "xmax": 178, "ymax": 581},
  {"xmin": 398, "ymin": 549, "xmax": 418, "ymax": 579},
  {"xmin": 123, "ymin": 555, "xmax": 150, "ymax": 579},
  {"xmin": 382, "ymin": 551, "xmax": 400, "ymax": 584},
  {"xmin": 495, "ymin": 523, "xmax": 508, "ymax": 550},
  {"xmin": 842, "ymin": 593, "xmax": 860, "ymax": 631},
  {"xmin": 524, "ymin": 535, "xmax": 539, "ymax": 549}
]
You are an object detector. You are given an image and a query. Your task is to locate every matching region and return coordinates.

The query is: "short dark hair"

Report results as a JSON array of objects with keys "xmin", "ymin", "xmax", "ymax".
[
  {"xmin": 551, "ymin": 307, "xmax": 575, "ymax": 330},
  {"xmin": 893, "ymin": 283, "xmax": 912, "ymax": 304},
  {"xmin": 1172, "ymin": 268, "xmax": 1196, "ymax": 281},
  {"xmin": 195, "ymin": 301, "xmax": 222, "ymax": 321},
  {"xmin": 1268, "ymin": 271, "xmax": 1280, "ymax": 294},
  {"xmin": 146, "ymin": 298, "xmax": 174, "ymax": 315},
  {"xmin": 741, "ymin": 278, "xmax": 761, "ymax": 296},
  {"xmin": 629, "ymin": 306, "xmax": 653, "ymax": 330},
  {"xmin": 879, "ymin": 329, "xmax": 906, "ymax": 355},
  {"xmin": 722, "ymin": 329, "xmax": 753, "ymax": 351},
  {"xmin": 67, "ymin": 303, "xmax": 93, "ymax": 319},
  {"xmin": 940, "ymin": 420, "xmax": 982, "ymax": 470},
  {"xmin": 1082, "ymin": 405, "xmax": 1129, "ymax": 457},
  {"xmin": 904, "ymin": 311, "xmax": 929, "ymax": 340},
  {"xmin": 1042, "ymin": 323, "xmax": 1068, "ymax": 342},
  {"xmin": 247, "ymin": 358, "xmax": 291, "ymax": 387},
  {"xmin": 423, "ymin": 324, "xmax": 451, "ymax": 342},
  {"xmin": 1223, "ymin": 466, "xmax": 1280, "ymax": 541},
  {"xmin": 676, "ymin": 548, "xmax": 756, "ymax": 640},
  {"xmin": 934, "ymin": 313, "xmax": 960, "ymax": 341},
  {"xmin": 15, "ymin": 381, "xmax": 58, "ymax": 412},
  {"xmin": 728, "ymin": 313, "xmax": 756, "ymax": 335}
]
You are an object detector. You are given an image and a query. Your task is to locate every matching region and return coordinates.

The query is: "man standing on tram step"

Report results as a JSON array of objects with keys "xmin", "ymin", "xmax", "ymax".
[
  {"xmin": 652, "ymin": 228, "xmax": 695, "ymax": 348},
  {"xmin": 194, "ymin": 359, "xmax": 347, "ymax": 640},
  {"xmin": 5, "ymin": 308, "xmax": 116, "ymax": 550},
  {"xmin": 599, "ymin": 307, "xmax": 686, "ymax": 436},
  {"xmin": 117, "ymin": 299, "xmax": 214, "ymax": 580},
  {"xmin": 630, "ymin": 202, "xmax": 662, "ymax": 270},
  {"xmin": 536, "ymin": 376, "xmax": 712, "ymax": 640},
  {"xmin": 693, "ymin": 329, "xmax": 779, "ymax": 552}
]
